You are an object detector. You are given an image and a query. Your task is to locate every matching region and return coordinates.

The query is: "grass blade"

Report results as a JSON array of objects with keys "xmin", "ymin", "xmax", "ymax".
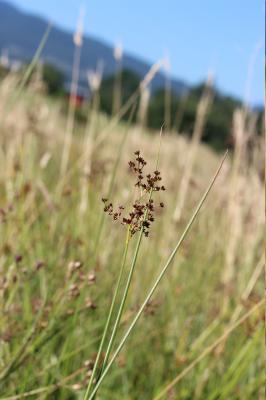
[
  {"xmin": 86, "ymin": 150, "xmax": 228, "ymax": 399},
  {"xmin": 154, "ymin": 299, "xmax": 263, "ymax": 400}
]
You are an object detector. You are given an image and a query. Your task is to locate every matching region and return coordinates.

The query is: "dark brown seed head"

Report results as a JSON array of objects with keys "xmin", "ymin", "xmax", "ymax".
[
  {"xmin": 15, "ymin": 254, "xmax": 23, "ymax": 264},
  {"xmin": 35, "ymin": 260, "xmax": 45, "ymax": 270},
  {"xmin": 102, "ymin": 150, "xmax": 165, "ymax": 238}
]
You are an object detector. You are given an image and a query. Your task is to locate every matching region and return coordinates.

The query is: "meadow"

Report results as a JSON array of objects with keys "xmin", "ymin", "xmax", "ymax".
[{"xmin": 0, "ymin": 57, "xmax": 264, "ymax": 400}]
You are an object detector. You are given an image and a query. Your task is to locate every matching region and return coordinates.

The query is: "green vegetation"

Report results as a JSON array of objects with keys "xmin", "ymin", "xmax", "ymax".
[
  {"xmin": 100, "ymin": 69, "xmax": 140, "ymax": 119},
  {"xmin": 98, "ymin": 70, "xmax": 263, "ymax": 151},
  {"xmin": 0, "ymin": 65, "xmax": 9, "ymax": 80},
  {"xmin": 2, "ymin": 61, "xmax": 263, "ymax": 152},
  {"xmin": 0, "ymin": 65, "xmax": 264, "ymax": 400},
  {"xmin": 42, "ymin": 63, "xmax": 65, "ymax": 95}
]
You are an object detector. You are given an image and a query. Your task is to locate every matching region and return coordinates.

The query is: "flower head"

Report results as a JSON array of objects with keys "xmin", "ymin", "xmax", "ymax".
[{"xmin": 102, "ymin": 151, "xmax": 165, "ymax": 237}]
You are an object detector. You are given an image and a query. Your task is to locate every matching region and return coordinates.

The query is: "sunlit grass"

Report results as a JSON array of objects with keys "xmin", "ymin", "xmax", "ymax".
[{"xmin": 0, "ymin": 65, "xmax": 264, "ymax": 400}]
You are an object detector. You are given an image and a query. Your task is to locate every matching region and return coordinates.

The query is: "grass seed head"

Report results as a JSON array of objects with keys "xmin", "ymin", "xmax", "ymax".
[{"xmin": 102, "ymin": 151, "xmax": 166, "ymax": 237}]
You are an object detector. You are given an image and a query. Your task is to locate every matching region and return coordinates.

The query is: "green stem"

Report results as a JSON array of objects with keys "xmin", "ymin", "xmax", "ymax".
[
  {"xmin": 88, "ymin": 127, "xmax": 163, "ymax": 398},
  {"xmin": 87, "ymin": 151, "xmax": 228, "ymax": 400},
  {"xmin": 18, "ymin": 25, "xmax": 52, "ymax": 93},
  {"xmin": 0, "ymin": 301, "xmax": 46, "ymax": 384},
  {"xmin": 101, "ymin": 227, "xmax": 141, "ymax": 369},
  {"xmin": 91, "ymin": 190, "xmax": 153, "ymax": 399},
  {"xmin": 84, "ymin": 227, "xmax": 130, "ymax": 400}
]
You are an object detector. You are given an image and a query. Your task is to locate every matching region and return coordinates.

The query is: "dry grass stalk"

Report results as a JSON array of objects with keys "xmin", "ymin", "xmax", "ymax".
[
  {"xmin": 138, "ymin": 86, "xmax": 150, "ymax": 129},
  {"xmin": 79, "ymin": 65, "xmax": 103, "ymax": 215},
  {"xmin": 164, "ymin": 56, "xmax": 171, "ymax": 131},
  {"xmin": 94, "ymin": 59, "xmax": 165, "ymax": 148},
  {"xmin": 230, "ymin": 254, "xmax": 264, "ymax": 324},
  {"xmin": 222, "ymin": 108, "xmax": 247, "ymax": 312},
  {"xmin": 112, "ymin": 42, "xmax": 123, "ymax": 115},
  {"xmin": 60, "ymin": 8, "xmax": 84, "ymax": 178},
  {"xmin": 173, "ymin": 73, "xmax": 213, "ymax": 222},
  {"xmin": 140, "ymin": 60, "xmax": 165, "ymax": 90},
  {"xmin": 153, "ymin": 299, "xmax": 263, "ymax": 400}
]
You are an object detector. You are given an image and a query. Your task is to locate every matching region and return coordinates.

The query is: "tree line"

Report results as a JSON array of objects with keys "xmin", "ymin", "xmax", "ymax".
[{"xmin": 0, "ymin": 62, "xmax": 263, "ymax": 151}]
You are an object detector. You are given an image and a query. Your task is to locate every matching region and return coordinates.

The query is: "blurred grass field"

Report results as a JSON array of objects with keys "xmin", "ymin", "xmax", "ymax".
[{"xmin": 0, "ymin": 64, "xmax": 264, "ymax": 400}]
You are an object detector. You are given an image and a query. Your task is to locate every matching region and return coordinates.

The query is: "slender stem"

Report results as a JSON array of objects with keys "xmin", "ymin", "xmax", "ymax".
[
  {"xmin": 90, "ymin": 220, "xmax": 144, "ymax": 400},
  {"xmin": 0, "ymin": 301, "xmax": 46, "ymax": 383},
  {"xmin": 1, "ymin": 24, "xmax": 51, "ymax": 129},
  {"xmin": 1, "ymin": 366, "xmax": 85, "ymax": 400},
  {"xmin": 153, "ymin": 299, "xmax": 263, "ymax": 400},
  {"xmin": 91, "ymin": 128, "xmax": 164, "ymax": 394},
  {"xmin": 87, "ymin": 151, "xmax": 228, "ymax": 400},
  {"xmin": 16, "ymin": 24, "xmax": 52, "ymax": 95},
  {"xmin": 100, "ymin": 218, "xmax": 145, "ymax": 372},
  {"xmin": 83, "ymin": 227, "xmax": 130, "ymax": 400}
]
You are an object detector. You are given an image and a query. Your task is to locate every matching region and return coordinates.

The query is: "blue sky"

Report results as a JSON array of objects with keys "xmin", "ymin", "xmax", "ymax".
[{"xmin": 11, "ymin": 0, "xmax": 264, "ymax": 105}]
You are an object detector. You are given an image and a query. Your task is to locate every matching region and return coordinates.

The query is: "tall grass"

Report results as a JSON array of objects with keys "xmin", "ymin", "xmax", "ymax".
[
  {"xmin": 60, "ymin": 9, "xmax": 84, "ymax": 178},
  {"xmin": 0, "ymin": 44, "xmax": 264, "ymax": 400}
]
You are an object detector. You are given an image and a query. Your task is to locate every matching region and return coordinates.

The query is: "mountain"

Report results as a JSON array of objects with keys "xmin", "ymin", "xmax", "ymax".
[{"xmin": 0, "ymin": 0, "xmax": 188, "ymax": 96}]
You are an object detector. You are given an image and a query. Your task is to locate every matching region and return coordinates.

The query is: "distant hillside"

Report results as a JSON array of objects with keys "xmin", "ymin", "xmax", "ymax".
[{"xmin": 0, "ymin": 0, "xmax": 188, "ymax": 95}]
